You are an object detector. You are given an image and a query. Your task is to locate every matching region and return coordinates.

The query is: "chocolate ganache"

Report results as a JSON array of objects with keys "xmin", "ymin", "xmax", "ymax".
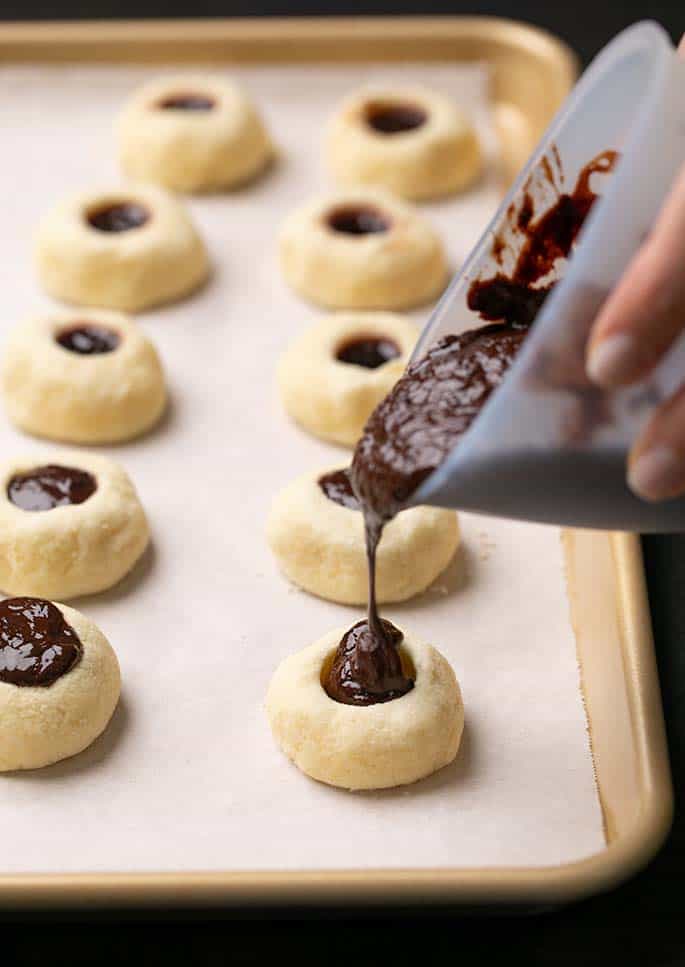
[
  {"xmin": 324, "ymin": 617, "xmax": 411, "ymax": 705},
  {"xmin": 88, "ymin": 202, "xmax": 150, "ymax": 233},
  {"xmin": 327, "ymin": 206, "xmax": 391, "ymax": 236},
  {"xmin": 351, "ymin": 323, "xmax": 529, "ymax": 527},
  {"xmin": 8, "ymin": 465, "xmax": 97, "ymax": 512},
  {"xmin": 324, "ymin": 149, "xmax": 617, "ymax": 707},
  {"xmin": 336, "ymin": 336, "xmax": 400, "ymax": 369},
  {"xmin": 56, "ymin": 324, "xmax": 120, "ymax": 355},
  {"xmin": 158, "ymin": 93, "xmax": 215, "ymax": 111},
  {"xmin": 365, "ymin": 102, "xmax": 428, "ymax": 135},
  {"xmin": 0, "ymin": 597, "xmax": 82, "ymax": 687}
]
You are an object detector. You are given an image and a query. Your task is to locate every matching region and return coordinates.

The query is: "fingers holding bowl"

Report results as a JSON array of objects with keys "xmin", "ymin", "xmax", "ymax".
[
  {"xmin": 629, "ymin": 384, "xmax": 685, "ymax": 501},
  {"xmin": 586, "ymin": 165, "xmax": 685, "ymax": 389}
]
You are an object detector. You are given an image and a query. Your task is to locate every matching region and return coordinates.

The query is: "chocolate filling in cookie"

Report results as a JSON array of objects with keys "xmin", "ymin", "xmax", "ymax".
[
  {"xmin": 56, "ymin": 324, "xmax": 120, "ymax": 355},
  {"xmin": 0, "ymin": 597, "xmax": 82, "ymax": 687},
  {"xmin": 336, "ymin": 336, "xmax": 400, "ymax": 369},
  {"xmin": 157, "ymin": 93, "xmax": 216, "ymax": 111},
  {"xmin": 327, "ymin": 206, "xmax": 391, "ymax": 236},
  {"xmin": 87, "ymin": 202, "xmax": 150, "ymax": 233},
  {"xmin": 365, "ymin": 102, "xmax": 428, "ymax": 135},
  {"xmin": 323, "ymin": 617, "xmax": 412, "ymax": 705},
  {"xmin": 8, "ymin": 465, "xmax": 97, "ymax": 512}
]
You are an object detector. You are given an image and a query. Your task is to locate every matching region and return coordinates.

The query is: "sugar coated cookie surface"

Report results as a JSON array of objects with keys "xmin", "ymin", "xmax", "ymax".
[
  {"xmin": 326, "ymin": 85, "xmax": 482, "ymax": 200},
  {"xmin": 117, "ymin": 75, "xmax": 273, "ymax": 193},
  {"xmin": 279, "ymin": 188, "xmax": 447, "ymax": 310},
  {"xmin": 266, "ymin": 626, "xmax": 464, "ymax": 790},
  {"xmin": 267, "ymin": 466, "xmax": 459, "ymax": 604},
  {"xmin": 277, "ymin": 312, "xmax": 417, "ymax": 446},
  {"xmin": 0, "ymin": 451, "xmax": 149, "ymax": 599},
  {"xmin": 0, "ymin": 597, "xmax": 121, "ymax": 771},
  {"xmin": 34, "ymin": 185, "xmax": 209, "ymax": 312},
  {"xmin": 2, "ymin": 310, "xmax": 166, "ymax": 444}
]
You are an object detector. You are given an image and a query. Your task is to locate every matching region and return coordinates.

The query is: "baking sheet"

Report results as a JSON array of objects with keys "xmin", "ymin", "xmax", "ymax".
[{"xmin": 0, "ymin": 62, "xmax": 604, "ymax": 873}]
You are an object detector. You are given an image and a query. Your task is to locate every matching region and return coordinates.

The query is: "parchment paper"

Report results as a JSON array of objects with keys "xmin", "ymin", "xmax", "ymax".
[{"xmin": 0, "ymin": 63, "xmax": 604, "ymax": 873}]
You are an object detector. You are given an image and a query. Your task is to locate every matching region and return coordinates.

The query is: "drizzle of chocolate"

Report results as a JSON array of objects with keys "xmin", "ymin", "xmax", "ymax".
[
  {"xmin": 158, "ymin": 93, "xmax": 215, "ymax": 110},
  {"xmin": 318, "ymin": 468, "xmax": 360, "ymax": 511},
  {"xmin": 327, "ymin": 206, "xmax": 391, "ymax": 236},
  {"xmin": 0, "ymin": 597, "xmax": 82, "ymax": 687},
  {"xmin": 56, "ymin": 324, "xmax": 120, "ymax": 355},
  {"xmin": 8, "ymin": 465, "xmax": 97, "ymax": 512},
  {"xmin": 336, "ymin": 336, "xmax": 400, "ymax": 369},
  {"xmin": 87, "ymin": 202, "xmax": 150, "ymax": 233},
  {"xmin": 325, "ymin": 323, "xmax": 529, "ymax": 708},
  {"xmin": 365, "ymin": 102, "xmax": 427, "ymax": 135},
  {"xmin": 325, "ymin": 150, "xmax": 618, "ymax": 707}
]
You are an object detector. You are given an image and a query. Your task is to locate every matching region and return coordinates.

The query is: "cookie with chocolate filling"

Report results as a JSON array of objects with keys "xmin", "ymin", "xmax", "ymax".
[{"xmin": 279, "ymin": 189, "xmax": 447, "ymax": 310}]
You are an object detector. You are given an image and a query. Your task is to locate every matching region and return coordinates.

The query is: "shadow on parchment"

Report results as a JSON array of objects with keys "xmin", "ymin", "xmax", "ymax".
[{"xmin": 69, "ymin": 540, "xmax": 157, "ymax": 611}]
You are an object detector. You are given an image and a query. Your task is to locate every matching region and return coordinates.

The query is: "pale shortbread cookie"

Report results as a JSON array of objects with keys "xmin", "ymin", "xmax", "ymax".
[
  {"xmin": 0, "ymin": 451, "xmax": 149, "ymax": 599},
  {"xmin": 277, "ymin": 312, "xmax": 417, "ymax": 446},
  {"xmin": 117, "ymin": 75, "xmax": 273, "ymax": 193},
  {"xmin": 34, "ymin": 185, "xmax": 210, "ymax": 312},
  {"xmin": 279, "ymin": 188, "xmax": 448, "ymax": 310},
  {"xmin": 266, "ymin": 626, "xmax": 464, "ymax": 790},
  {"xmin": 2, "ymin": 310, "xmax": 167, "ymax": 444},
  {"xmin": 326, "ymin": 85, "xmax": 483, "ymax": 200},
  {"xmin": 0, "ymin": 601, "xmax": 121, "ymax": 772},
  {"xmin": 267, "ymin": 466, "xmax": 459, "ymax": 604}
]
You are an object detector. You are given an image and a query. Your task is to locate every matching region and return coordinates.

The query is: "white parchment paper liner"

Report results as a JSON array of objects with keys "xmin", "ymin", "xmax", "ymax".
[{"xmin": 0, "ymin": 62, "xmax": 603, "ymax": 873}]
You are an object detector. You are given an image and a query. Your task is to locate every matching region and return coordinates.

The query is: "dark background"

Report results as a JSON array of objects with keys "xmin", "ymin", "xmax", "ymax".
[{"xmin": 2, "ymin": 2, "xmax": 685, "ymax": 963}]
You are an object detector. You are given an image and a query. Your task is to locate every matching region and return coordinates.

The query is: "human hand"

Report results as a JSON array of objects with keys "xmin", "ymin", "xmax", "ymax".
[{"xmin": 586, "ymin": 34, "xmax": 685, "ymax": 502}]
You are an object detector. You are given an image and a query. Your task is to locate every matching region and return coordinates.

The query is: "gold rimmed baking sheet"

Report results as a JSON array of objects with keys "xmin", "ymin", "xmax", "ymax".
[{"xmin": 0, "ymin": 17, "xmax": 671, "ymax": 909}]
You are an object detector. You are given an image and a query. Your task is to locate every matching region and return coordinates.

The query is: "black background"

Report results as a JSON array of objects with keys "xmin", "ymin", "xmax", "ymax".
[{"xmin": 2, "ymin": 2, "xmax": 685, "ymax": 963}]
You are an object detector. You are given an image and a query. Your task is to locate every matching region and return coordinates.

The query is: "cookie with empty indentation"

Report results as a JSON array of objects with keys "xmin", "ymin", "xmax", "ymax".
[
  {"xmin": 0, "ymin": 597, "xmax": 121, "ymax": 771},
  {"xmin": 266, "ymin": 623, "xmax": 463, "ymax": 790},
  {"xmin": 279, "ymin": 189, "xmax": 447, "ymax": 310},
  {"xmin": 277, "ymin": 312, "xmax": 416, "ymax": 446},
  {"xmin": 267, "ymin": 466, "xmax": 459, "ymax": 604},
  {"xmin": 0, "ymin": 451, "xmax": 149, "ymax": 599},
  {"xmin": 117, "ymin": 75, "xmax": 273, "ymax": 193},
  {"xmin": 326, "ymin": 85, "xmax": 482, "ymax": 200},
  {"xmin": 34, "ymin": 185, "xmax": 209, "ymax": 311},
  {"xmin": 2, "ymin": 310, "xmax": 166, "ymax": 444}
]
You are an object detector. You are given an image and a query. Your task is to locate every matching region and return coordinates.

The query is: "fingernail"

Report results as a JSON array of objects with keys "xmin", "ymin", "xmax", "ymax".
[
  {"xmin": 628, "ymin": 446, "xmax": 684, "ymax": 501},
  {"xmin": 587, "ymin": 333, "xmax": 636, "ymax": 387}
]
